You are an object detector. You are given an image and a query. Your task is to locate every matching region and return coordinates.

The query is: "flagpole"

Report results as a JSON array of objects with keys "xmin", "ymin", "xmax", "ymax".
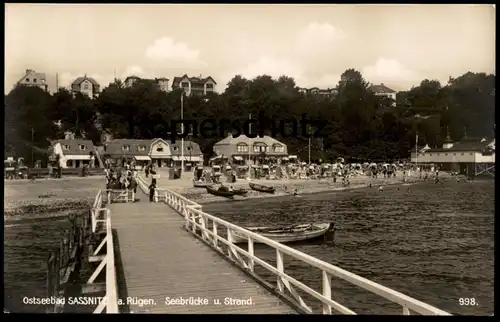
[
  {"xmin": 247, "ymin": 113, "xmax": 251, "ymax": 180},
  {"xmin": 181, "ymin": 93, "xmax": 184, "ymax": 174},
  {"xmin": 415, "ymin": 132, "xmax": 418, "ymax": 167}
]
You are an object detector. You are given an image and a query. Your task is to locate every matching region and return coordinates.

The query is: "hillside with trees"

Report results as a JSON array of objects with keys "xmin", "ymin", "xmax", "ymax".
[{"xmin": 5, "ymin": 69, "xmax": 495, "ymax": 164}]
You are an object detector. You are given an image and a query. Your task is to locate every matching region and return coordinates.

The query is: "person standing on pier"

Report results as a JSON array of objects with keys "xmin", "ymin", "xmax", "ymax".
[{"xmin": 148, "ymin": 181, "xmax": 156, "ymax": 202}]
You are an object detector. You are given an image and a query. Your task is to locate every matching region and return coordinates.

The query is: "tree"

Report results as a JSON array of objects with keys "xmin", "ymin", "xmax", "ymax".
[{"xmin": 4, "ymin": 70, "xmax": 494, "ymax": 163}]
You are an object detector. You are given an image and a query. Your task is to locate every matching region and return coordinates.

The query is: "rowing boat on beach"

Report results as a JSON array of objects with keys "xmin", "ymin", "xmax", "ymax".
[
  {"xmin": 230, "ymin": 222, "xmax": 334, "ymax": 243},
  {"xmin": 206, "ymin": 185, "xmax": 234, "ymax": 198},
  {"xmin": 249, "ymin": 182, "xmax": 276, "ymax": 194},
  {"xmin": 193, "ymin": 180, "xmax": 209, "ymax": 188}
]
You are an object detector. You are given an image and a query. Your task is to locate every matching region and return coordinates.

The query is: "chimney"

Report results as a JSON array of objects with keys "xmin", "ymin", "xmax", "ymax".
[{"xmin": 26, "ymin": 69, "xmax": 33, "ymax": 74}]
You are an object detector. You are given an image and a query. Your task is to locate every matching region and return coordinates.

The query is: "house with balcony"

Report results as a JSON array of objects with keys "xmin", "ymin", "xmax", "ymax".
[
  {"xmin": 171, "ymin": 74, "xmax": 216, "ymax": 96},
  {"xmin": 15, "ymin": 69, "xmax": 48, "ymax": 91},
  {"xmin": 369, "ymin": 83, "xmax": 396, "ymax": 106},
  {"xmin": 71, "ymin": 75, "xmax": 101, "ymax": 98},
  {"xmin": 212, "ymin": 134, "xmax": 288, "ymax": 164},
  {"xmin": 123, "ymin": 76, "xmax": 169, "ymax": 91},
  {"xmin": 52, "ymin": 139, "xmax": 96, "ymax": 168}
]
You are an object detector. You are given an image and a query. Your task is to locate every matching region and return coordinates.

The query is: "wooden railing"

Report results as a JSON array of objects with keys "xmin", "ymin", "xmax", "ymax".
[
  {"xmin": 88, "ymin": 190, "xmax": 119, "ymax": 313},
  {"xmin": 136, "ymin": 175, "xmax": 165, "ymax": 202},
  {"xmin": 159, "ymin": 188, "xmax": 451, "ymax": 315}
]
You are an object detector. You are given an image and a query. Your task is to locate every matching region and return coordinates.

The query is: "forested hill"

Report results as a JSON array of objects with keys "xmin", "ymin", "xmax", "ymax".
[{"xmin": 5, "ymin": 69, "xmax": 495, "ymax": 162}]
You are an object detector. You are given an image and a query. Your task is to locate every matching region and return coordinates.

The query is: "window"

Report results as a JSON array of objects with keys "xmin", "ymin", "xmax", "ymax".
[
  {"xmin": 173, "ymin": 147, "xmax": 178, "ymax": 151},
  {"xmin": 273, "ymin": 145, "xmax": 284, "ymax": 153},
  {"xmin": 182, "ymin": 82, "xmax": 189, "ymax": 88},
  {"xmin": 26, "ymin": 78, "xmax": 30, "ymax": 82},
  {"xmin": 428, "ymin": 153, "xmax": 432, "ymax": 156},
  {"xmin": 79, "ymin": 144, "xmax": 86, "ymax": 150},
  {"xmin": 157, "ymin": 147, "xmax": 164, "ymax": 152},
  {"xmin": 206, "ymin": 83, "xmax": 214, "ymax": 89},
  {"xmin": 66, "ymin": 160, "xmax": 72, "ymax": 167},
  {"xmin": 461, "ymin": 153, "xmax": 464, "ymax": 156},
  {"xmin": 138, "ymin": 145, "xmax": 146, "ymax": 151},
  {"xmin": 33, "ymin": 78, "xmax": 37, "ymax": 83},
  {"xmin": 237, "ymin": 144, "xmax": 248, "ymax": 153},
  {"xmin": 470, "ymin": 153, "xmax": 473, "ymax": 156},
  {"xmin": 444, "ymin": 153, "xmax": 448, "ymax": 156},
  {"xmin": 84, "ymin": 83, "xmax": 89, "ymax": 89},
  {"xmin": 187, "ymin": 147, "xmax": 191, "ymax": 151},
  {"xmin": 253, "ymin": 145, "xmax": 260, "ymax": 152},
  {"xmin": 63, "ymin": 144, "xmax": 69, "ymax": 150},
  {"xmin": 122, "ymin": 145, "xmax": 130, "ymax": 151}
]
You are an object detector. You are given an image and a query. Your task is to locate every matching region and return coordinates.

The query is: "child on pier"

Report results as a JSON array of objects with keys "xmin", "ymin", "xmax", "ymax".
[{"xmin": 149, "ymin": 182, "xmax": 156, "ymax": 202}]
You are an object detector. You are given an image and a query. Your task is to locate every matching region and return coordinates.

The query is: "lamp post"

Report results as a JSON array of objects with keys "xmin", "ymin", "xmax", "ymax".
[
  {"xmin": 181, "ymin": 92, "xmax": 184, "ymax": 174},
  {"xmin": 31, "ymin": 128, "xmax": 35, "ymax": 168}
]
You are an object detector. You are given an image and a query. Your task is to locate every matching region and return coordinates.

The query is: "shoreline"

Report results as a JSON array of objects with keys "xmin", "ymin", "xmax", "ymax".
[{"xmin": 146, "ymin": 170, "xmax": 448, "ymax": 205}]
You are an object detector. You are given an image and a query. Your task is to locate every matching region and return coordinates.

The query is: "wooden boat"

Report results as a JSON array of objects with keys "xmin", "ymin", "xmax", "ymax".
[
  {"xmin": 231, "ymin": 222, "xmax": 335, "ymax": 244},
  {"xmin": 193, "ymin": 179, "xmax": 209, "ymax": 188},
  {"xmin": 232, "ymin": 188, "xmax": 248, "ymax": 196},
  {"xmin": 248, "ymin": 182, "xmax": 276, "ymax": 194},
  {"xmin": 206, "ymin": 185, "xmax": 234, "ymax": 198}
]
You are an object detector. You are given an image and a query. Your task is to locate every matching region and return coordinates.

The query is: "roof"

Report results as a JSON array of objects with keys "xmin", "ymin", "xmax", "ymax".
[
  {"xmin": 16, "ymin": 69, "xmax": 47, "ymax": 85},
  {"xmin": 72, "ymin": 76, "xmax": 100, "ymax": 86},
  {"xmin": 170, "ymin": 140, "xmax": 202, "ymax": 156},
  {"xmin": 369, "ymin": 84, "xmax": 396, "ymax": 94},
  {"xmin": 427, "ymin": 137, "xmax": 493, "ymax": 153},
  {"xmin": 104, "ymin": 139, "xmax": 152, "ymax": 156},
  {"xmin": 54, "ymin": 139, "xmax": 95, "ymax": 155},
  {"xmin": 124, "ymin": 76, "xmax": 169, "ymax": 84},
  {"xmin": 214, "ymin": 134, "xmax": 286, "ymax": 147},
  {"xmin": 409, "ymin": 144, "xmax": 430, "ymax": 153},
  {"xmin": 172, "ymin": 74, "xmax": 217, "ymax": 87}
]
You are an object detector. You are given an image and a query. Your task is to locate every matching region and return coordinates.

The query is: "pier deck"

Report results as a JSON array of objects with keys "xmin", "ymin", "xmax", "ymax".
[{"xmin": 109, "ymin": 200, "xmax": 296, "ymax": 314}]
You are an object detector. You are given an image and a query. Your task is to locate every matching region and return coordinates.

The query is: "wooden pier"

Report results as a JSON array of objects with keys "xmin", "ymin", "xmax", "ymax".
[
  {"xmin": 75, "ymin": 175, "xmax": 452, "ymax": 315},
  {"xmin": 109, "ymin": 201, "xmax": 296, "ymax": 314}
]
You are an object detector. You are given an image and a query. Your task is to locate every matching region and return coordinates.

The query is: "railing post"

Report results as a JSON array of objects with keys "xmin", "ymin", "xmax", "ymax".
[
  {"xmin": 248, "ymin": 237, "xmax": 254, "ymax": 273},
  {"xmin": 212, "ymin": 222, "xmax": 218, "ymax": 248},
  {"xmin": 227, "ymin": 228, "xmax": 234, "ymax": 259},
  {"xmin": 402, "ymin": 306, "xmax": 410, "ymax": 315},
  {"xmin": 191, "ymin": 210, "xmax": 197, "ymax": 234},
  {"xmin": 276, "ymin": 249, "xmax": 284, "ymax": 292},
  {"xmin": 322, "ymin": 270, "xmax": 332, "ymax": 314}
]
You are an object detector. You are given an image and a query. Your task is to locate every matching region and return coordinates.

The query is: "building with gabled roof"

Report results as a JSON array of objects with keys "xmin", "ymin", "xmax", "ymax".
[
  {"xmin": 103, "ymin": 138, "xmax": 203, "ymax": 168},
  {"xmin": 171, "ymin": 74, "xmax": 216, "ymax": 96},
  {"xmin": 123, "ymin": 76, "xmax": 169, "ymax": 91},
  {"xmin": 369, "ymin": 83, "xmax": 397, "ymax": 105},
  {"xmin": 71, "ymin": 75, "xmax": 101, "ymax": 98},
  {"xmin": 213, "ymin": 134, "xmax": 288, "ymax": 164},
  {"xmin": 52, "ymin": 139, "xmax": 96, "ymax": 168},
  {"xmin": 15, "ymin": 69, "xmax": 48, "ymax": 92},
  {"xmin": 412, "ymin": 136, "xmax": 495, "ymax": 177}
]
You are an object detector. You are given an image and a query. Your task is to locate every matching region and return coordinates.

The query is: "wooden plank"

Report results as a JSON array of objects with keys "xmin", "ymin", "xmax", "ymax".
[{"xmin": 109, "ymin": 199, "xmax": 296, "ymax": 314}]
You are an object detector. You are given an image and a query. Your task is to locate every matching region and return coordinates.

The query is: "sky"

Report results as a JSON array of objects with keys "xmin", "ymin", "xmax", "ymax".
[{"xmin": 5, "ymin": 4, "xmax": 496, "ymax": 94}]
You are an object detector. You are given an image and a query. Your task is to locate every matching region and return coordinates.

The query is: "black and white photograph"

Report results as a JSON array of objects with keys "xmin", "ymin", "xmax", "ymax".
[{"xmin": 4, "ymin": 3, "xmax": 494, "ymax": 315}]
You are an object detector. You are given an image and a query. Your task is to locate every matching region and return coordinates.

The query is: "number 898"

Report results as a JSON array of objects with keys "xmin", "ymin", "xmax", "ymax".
[{"xmin": 459, "ymin": 298, "xmax": 477, "ymax": 306}]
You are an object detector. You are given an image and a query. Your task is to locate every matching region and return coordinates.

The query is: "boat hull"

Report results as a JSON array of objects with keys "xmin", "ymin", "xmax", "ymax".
[
  {"xmin": 249, "ymin": 182, "xmax": 275, "ymax": 194},
  {"xmin": 231, "ymin": 223, "xmax": 333, "ymax": 244},
  {"xmin": 206, "ymin": 185, "xmax": 234, "ymax": 198}
]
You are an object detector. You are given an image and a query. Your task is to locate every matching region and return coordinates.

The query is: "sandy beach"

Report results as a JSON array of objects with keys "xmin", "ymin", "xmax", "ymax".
[
  {"xmin": 4, "ymin": 177, "xmax": 105, "ymax": 220},
  {"xmin": 143, "ymin": 169, "xmax": 445, "ymax": 204}
]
